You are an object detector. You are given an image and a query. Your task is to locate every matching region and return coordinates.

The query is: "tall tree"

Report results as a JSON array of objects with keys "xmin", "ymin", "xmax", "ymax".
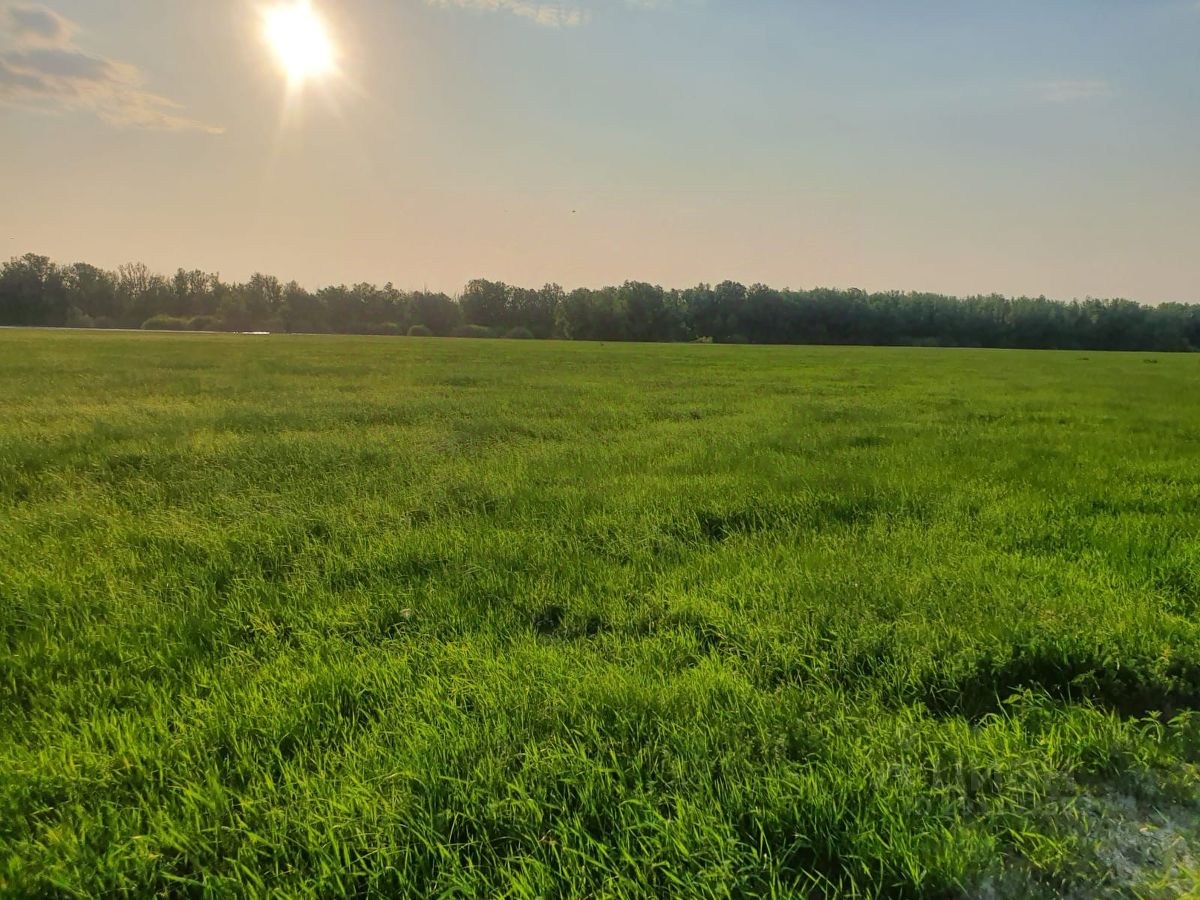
[{"xmin": 0, "ymin": 254, "xmax": 68, "ymax": 326}]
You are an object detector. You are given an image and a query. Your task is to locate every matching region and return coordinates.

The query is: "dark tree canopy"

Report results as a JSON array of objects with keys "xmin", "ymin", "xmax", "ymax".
[{"xmin": 2, "ymin": 252, "xmax": 1198, "ymax": 352}]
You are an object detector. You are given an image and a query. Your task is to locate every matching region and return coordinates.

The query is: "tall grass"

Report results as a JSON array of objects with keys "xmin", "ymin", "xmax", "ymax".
[{"xmin": 1, "ymin": 331, "xmax": 1198, "ymax": 897}]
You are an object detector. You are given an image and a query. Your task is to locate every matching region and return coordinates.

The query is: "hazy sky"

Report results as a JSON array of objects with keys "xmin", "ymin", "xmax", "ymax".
[{"xmin": 2, "ymin": 1, "xmax": 1198, "ymax": 301}]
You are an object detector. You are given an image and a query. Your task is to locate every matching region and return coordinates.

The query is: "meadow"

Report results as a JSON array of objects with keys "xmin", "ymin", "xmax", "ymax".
[{"xmin": 1, "ymin": 329, "xmax": 1198, "ymax": 898}]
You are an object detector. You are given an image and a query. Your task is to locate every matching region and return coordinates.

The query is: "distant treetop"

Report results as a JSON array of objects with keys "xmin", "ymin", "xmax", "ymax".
[{"xmin": 2, "ymin": 253, "xmax": 1197, "ymax": 352}]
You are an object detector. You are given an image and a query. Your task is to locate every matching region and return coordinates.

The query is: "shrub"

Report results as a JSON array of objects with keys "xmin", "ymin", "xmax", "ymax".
[
  {"xmin": 188, "ymin": 316, "xmax": 218, "ymax": 331},
  {"xmin": 408, "ymin": 324, "xmax": 434, "ymax": 337},
  {"xmin": 357, "ymin": 322, "xmax": 401, "ymax": 336},
  {"xmin": 452, "ymin": 324, "xmax": 497, "ymax": 339},
  {"xmin": 66, "ymin": 307, "xmax": 95, "ymax": 328},
  {"xmin": 722, "ymin": 334, "xmax": 750, "ymax": 344},
  {"xmin": 359, "ymin": 322, "xmax": 403, "ymax": 336},
  {"xmin": 142, "ymin": 315, "xmax": 189, "ymax": 331},
  {"xmin": 504, "ymin": 326, "xmax": 535, "ymax": 340}
]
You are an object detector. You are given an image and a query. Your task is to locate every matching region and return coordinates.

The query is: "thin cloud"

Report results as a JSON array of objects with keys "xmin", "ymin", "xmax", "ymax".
[
  {"xmin": 0, "ymin": 3, "xmax": 222, "ymax": 133},
  {"xmin": 5, "ymin": 3, "xmax": 71, "ymax": 44},
  {"xmin": 426, "ymin": 0, "xmax": 590, "ymax": 28},
  {"xmin": 425, "ymin": 0, "xmax": 685, "ymax": 28},
  {"xmin": 1034, "ymin": 80, "xmax": 1113, "ymax": 104}
]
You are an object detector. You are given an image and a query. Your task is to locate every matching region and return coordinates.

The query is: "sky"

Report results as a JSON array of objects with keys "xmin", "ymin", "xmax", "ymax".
[{"xmin": 1, "ymin": 0, "xmax": 1198, "ymax": 302}]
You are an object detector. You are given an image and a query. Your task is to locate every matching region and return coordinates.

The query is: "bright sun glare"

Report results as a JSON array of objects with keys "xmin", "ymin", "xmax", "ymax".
[{"xmin": 263, "ymin": 1, "xmax": 334, "ymax": 84}]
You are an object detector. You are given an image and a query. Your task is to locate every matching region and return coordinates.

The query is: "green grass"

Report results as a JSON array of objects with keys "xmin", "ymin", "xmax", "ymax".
[{"xmin": 2, "ymin": 330, "xmax": 1198, "ymax": 898}]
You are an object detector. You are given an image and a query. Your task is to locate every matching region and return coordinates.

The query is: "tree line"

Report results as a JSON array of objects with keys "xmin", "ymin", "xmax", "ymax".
[{"xmin": 2, "ymin": 252, "xmax": 1198, "ymax": 351}]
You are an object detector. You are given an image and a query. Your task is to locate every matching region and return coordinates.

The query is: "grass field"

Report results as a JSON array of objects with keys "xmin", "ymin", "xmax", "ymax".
[{"xmin": 2, "ymin": 330, "xmax": 1199, "ymax": 897}]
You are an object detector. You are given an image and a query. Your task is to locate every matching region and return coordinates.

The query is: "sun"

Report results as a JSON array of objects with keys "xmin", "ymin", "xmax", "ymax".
[{"xmin": 263, "ymin": 1, "xmax": 334, "ymax": 84}]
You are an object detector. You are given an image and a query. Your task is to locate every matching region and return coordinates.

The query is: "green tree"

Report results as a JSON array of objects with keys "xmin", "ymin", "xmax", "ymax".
[
  {"xmin": 0, "ymin": 253, "xmax": 68, "ymax": 326},
  {"xmin": 410, "ymin": 291, "xmax": 460, "ymax": 336},
  {"xmin": 461, "ymin": 279, "xmax": 509, "ymax": 329},
  {"xmin": 65, "ymin": 263, "xmax": 119, "ymax": 323}
]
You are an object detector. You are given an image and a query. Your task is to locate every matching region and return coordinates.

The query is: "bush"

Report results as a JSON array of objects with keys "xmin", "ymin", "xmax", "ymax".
[
  {"xmin": 504, "ymin": 326, "xmax": 535, "ymax": 340},
  {"xmin": 66, "ymin": 307, "xmax": 95, "ymax": 328},
  {"xmin": 359, "ymin": 322, "xmax": 403, "ymax": 336},
  {"xmin": 356, "ymin": 322, "xmax": 401, "ymax": 336},
  {"xmin": 722, "ymin": 334, "xmax": 750, "ymax": 344},
  {"xmin": 408, "ymin": 324, "xmax": 434, "ymax": 337},
  {"xmin": 909, "ymin": 336, "xmax": 953, "ymax": 348},
  {"xmin": 452, "ymin": 324, "xmax": 497, "ymax": 339},
  {"xmin": 188, "ymin": 316, "xmax": 218, "ymax": 331},
  {"xmin": 142, "ymin": 315, "xmax": 189, "ymax": 331}
]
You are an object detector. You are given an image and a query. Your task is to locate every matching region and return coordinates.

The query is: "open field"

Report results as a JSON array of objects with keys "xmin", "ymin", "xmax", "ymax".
[{"xmin": 2, "ymin": 330, "xmax": 1199, "ymax": 897}]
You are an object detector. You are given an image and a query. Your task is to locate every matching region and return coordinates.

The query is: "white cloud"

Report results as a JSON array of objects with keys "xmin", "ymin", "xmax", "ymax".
[
  {"xmin": 425, "ymin": 0, "xmax": 687, "ymax": 28},
  {"xmin": 426, "ymin": 0, "xmax": 590, "ymax": 28},
  {"xmin": 0, "ymin": 3, "xmax": 222, "ymax": 133}
]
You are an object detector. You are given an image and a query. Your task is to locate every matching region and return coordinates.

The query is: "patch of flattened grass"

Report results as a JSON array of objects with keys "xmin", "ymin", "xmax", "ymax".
[
  {"xmin": 919, "ymin": 634, "xmax": 1200, "ymax": 723},
  {"xmin": 690, "ymin": 490, "xmax": 929, "ymax": 543}
]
